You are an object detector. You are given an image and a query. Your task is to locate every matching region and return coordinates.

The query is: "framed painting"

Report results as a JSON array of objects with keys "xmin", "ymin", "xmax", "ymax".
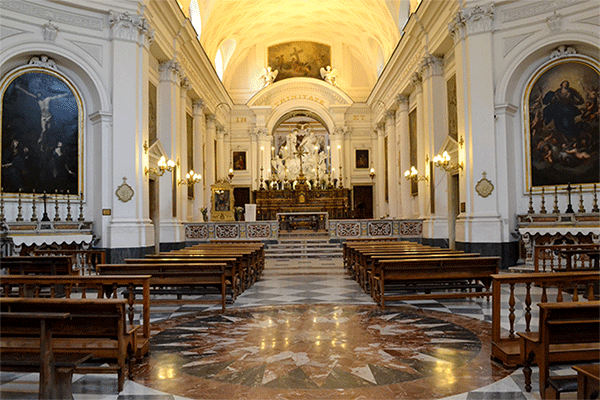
[
  {"xmin": 355, "ymin": 149, "xmax": 369, "ymax": 169},
  {"xmin": 525, "ymin": 56, "xmax": 599, "ymax": 189},
  {"xmin": 268, "ymin": 41, "xmax": 331, "ymax": 82},
  {"xmin": 233, "ymin": 151, "xmax": 246, "ymax": 171},
  {"xmin": 1, "ymin": 65, "xmax": 82, "ymax": 196},
  {"xmin": 211, "ymin": 179, "xmax": 235, "ymax": 221}
]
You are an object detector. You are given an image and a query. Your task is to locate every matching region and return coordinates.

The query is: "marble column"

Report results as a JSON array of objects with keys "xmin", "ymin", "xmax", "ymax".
[
  {"xmin": 157, "ymin": 59, "xmax": 182, "ymax": 243},
  {"xmin": 192, "ymin": 100, "xmax": 206, "ymax": 219},
  {"xmin": 395, "ymin": 95, "xmax": 410, "ymax": 219},
  {"xmin": 385, "ymin": 110, "xmax": 398, "ymax": 218},
  {"xmin": 450, "ymin": 4, "xmax": 503, "ymax": 245},
  {"xmin": 375, "ymin": 122, "xmax": 386, "ymax": 218},
  {"xmin": 421, "ymin": 54, "xmax": 448, "ymax": 240},
  {"xmin": 205, "ymin": 114, "xmax": 216, "ymax": 208},
  {"xmin": 107, "ymin": 11, "xmax": 154, "ymax": 251}
]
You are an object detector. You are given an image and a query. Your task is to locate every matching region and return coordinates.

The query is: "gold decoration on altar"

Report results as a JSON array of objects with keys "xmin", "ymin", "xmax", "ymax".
[{"xmin": 211, "ymin": 179, "xmax": 235, "ymax": 221}]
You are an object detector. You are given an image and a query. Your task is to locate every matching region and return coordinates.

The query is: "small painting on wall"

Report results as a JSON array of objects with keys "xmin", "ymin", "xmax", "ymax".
[
  {"xmin": 268, "ymin": 41, "xmax": 331, "ymax": 82},
  {"xmin": 525, "ymin": 56, "xmax": 599, "ymax": 188},
  {"xmin": 233, "ymin": 151, "xmax": 246, "ymax": 171},
  {"xmin": 355, "ymin": 149, "xmax": 369, "ymax": 169}
]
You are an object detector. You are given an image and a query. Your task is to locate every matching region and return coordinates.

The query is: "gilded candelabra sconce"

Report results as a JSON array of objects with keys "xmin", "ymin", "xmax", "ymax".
[
  {"xmin": 369, "ymin": 166, "xmax": 375, "ymax": 181},
  {"xmin": 404, "ymin": 166, "xmax": 428, "ymax": 182},
  {"xmin": 432, "ymin": 151, "xmax": 463, "ymax": 172},
  {"xmin": 228, "ymin": 167, "xmax": 234, "ymax": 181},
  {"xmin": 178, "ymin": 170, "xmax": 202, "ymax": 186},
  {"xmin": 145, "ymin": 156, "xmax": 176, "ymax": 177}
]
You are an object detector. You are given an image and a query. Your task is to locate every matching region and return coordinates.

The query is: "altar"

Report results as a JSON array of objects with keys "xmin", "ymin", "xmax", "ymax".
[
  {"xmin": 254, "ymin": 187, "xmax": 349, "ymax": 220},
  {"xmin": 277, "ymin": 212, "xmax": 328, "ymax": 233}
]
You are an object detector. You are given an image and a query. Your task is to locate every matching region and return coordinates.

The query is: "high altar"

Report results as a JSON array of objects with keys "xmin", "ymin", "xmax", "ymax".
[
  {"xmin": 254, "ymin": 122, "xmax": 350, "ymax": 220},
  {"xmin": 254, "ymin": 185, "xmax": 349, "ymax": 220}
]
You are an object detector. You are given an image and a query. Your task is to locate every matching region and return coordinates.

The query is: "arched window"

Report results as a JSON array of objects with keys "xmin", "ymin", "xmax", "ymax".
[
  {"xmin": 398, "ymin": 0, "xmax": 411, "ymax": 31},
  {"xmin": 214, "ymin": 39, "xmax": 236, "ymax": 81},
  {"xmin": 215, "ymin": 49, "xmax": 224, "ymax": 80},
  {"xmin": 189, "ymin": 0, "xmax": 201, "ymax": 37}
]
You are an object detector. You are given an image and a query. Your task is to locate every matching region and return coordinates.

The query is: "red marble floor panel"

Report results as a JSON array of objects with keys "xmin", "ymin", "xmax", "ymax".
[{"xmin": 132, "ymin": 304, "xmax": 512, "ymax": 399}]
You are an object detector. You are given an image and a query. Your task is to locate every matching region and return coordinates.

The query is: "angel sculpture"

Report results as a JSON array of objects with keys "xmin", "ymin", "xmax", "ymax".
[
  {"xmin": 260, "ymin": 66, "xmax": 278, "ymax": 88},
  {"xmin": 320, "ymin": 65, "xmax": 339, "ymax": 87}
]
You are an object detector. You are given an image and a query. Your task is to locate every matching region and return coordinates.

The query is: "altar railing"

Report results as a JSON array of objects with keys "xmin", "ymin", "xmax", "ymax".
[{"xmin": 184, "ymin": 219, "xmax": 423, "ymax": 242}]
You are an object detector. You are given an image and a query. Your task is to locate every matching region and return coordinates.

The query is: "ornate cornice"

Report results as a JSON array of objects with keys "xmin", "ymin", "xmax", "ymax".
[
  {"xmin": 109, "ymin": 11, "xmax": 154, "ymax": 45},
  {"xmin": 0, "ymin": 0, "xmax": 102, "ymax": 31}
]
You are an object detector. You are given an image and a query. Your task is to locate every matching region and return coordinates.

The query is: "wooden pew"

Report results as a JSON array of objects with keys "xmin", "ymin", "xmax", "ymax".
[
  {"xmin": 1, "ymin": 275, "xmax": 151, "ymax": 358},
  {"xmin": 490, "ymin": 271, "xmax": 600, "ymax": 368},
  {"xmin": 0, "ymin": 297, "xmax": 139, "ymax": 392},
  {"xmin": 97, "ymin": 263, "xmax": 229, "ymax": 311},
  {"xmin": 0, "ymin": 311, "xmax": 91, "ymax": 399},
  {"xmin": 33, "ymin": 249, "xmax": 106, "ymax": 275},
  {"xmin": 534, "ymin": 243, "xmax": 600, "ymax": 272},
  {"xmin": 372, "ymin": 256, "xmax": 500, "ymax": 308},
  {"xmin": 1, "ymin": 256, "xmax": 79, "ymax": 275},
  {"xmin": 132, "ymin": 257, "xmax": 242, "ymax": 298},
  {"xmin": 518, "ymin": 301, "xmax": 600, "ymax": 399}
]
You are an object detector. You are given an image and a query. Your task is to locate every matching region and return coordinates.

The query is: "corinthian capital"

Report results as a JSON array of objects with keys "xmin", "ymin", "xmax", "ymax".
[
  {"xmin": 109, "ymin": 11, "xmax": 154, "ymax": 44},
  {"xmin": 332, "ymin": 126, "xmax": 349, "ymax": 137},
  {"xmin": 450, "ymin": 3, "xmax": 494, "ymax": 39}
]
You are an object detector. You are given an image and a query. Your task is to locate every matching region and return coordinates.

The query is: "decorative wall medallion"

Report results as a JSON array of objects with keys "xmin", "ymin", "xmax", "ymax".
[
  {"xmin": 116, "ymin": 177, "xmax": 134, "ymax": 202},
  {"xmin": 475, "ymin": 171, "xmax": 494, "ymax": 198}
]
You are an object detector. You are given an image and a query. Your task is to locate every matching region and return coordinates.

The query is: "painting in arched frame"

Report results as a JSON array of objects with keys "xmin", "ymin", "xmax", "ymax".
[
  {"xmin": 524, "ymin": 56, "xmax": 599, "ymax": 189},
  {"xmin": 1, "ymin": 65, "xmax": 83, "ymax": 196}
]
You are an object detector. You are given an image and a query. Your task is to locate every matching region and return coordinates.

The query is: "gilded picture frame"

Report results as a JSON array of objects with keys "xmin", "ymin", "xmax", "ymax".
[
  {"xmin": 1, "ymin": 64, "xmax": 83, "ymax": 196},
  {"xmin": 524, "ymin": 55, "xmax": 599, "ymax": 189},
  {"xmin": 355, "ymin": 149, "xmax": 369, "ymax": 169},
  {"xmin": 211, "ymin": 179, "xmax": 235, "ymax": 221}
]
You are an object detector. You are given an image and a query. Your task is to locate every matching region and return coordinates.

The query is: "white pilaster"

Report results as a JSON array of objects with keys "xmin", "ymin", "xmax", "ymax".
[
  {"xmin": 205, "ymin": 114, "xmax": 216, "ymax": 204},
  {"xmin": 375, "ymin": 123, "xmax": 386, "ymax": 218},
  {"xmin": 385, "ymin": 110, "xmax": 398, "ymax": 218},
  {"xmin": 192, "ymin": 100, "xmax": 206, "ymax": 219},
  {"xmin": 396, "ymin": 95, "xmax": 411, "ymax": 219}
]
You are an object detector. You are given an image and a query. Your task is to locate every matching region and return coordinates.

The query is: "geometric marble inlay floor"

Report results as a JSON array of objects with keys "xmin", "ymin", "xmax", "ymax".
[{"xmin": 0, "ymin": 257, "xmax": 584, "ymax": 399}]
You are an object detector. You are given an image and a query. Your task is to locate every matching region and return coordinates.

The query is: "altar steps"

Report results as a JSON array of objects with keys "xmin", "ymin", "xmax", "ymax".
[
  {"xmin": 262, "ymin": 256, "xmax": 344, "ymax": 276},
  {"xmin": 265, "ymin": 238, "xmax": 342, "ymax": 259}
]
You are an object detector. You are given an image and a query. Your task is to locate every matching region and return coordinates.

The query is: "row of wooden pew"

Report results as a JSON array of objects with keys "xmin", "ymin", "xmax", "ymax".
[
  {"xmin": 343, "ymin": 239, "xmax": 500, "ymax": 308},
  {"xmin": 0, "ymin": 241, "xmax": 264, "ymax": 398}
]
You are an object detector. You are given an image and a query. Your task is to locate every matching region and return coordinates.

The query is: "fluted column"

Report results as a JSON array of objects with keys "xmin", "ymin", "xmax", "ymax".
[
  {"xmin": 192, "ymin": 100, "xmax": 205, "ymax": 219},
  {"xmin": 396, "ymin": 94, "xmax": 410, "ymax": 219},
  {"xmin": 385, "ymin": 110, "xmax": 398, "ymax": 218}
]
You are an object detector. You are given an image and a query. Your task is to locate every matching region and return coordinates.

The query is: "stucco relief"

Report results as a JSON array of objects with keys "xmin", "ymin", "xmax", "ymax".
[{"xmin": 0, "ymin": 0, "xmax": 103, "ymax": 31}]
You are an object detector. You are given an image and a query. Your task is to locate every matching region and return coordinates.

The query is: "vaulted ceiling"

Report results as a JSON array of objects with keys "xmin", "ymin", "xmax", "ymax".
[{"xmin": 179, "ymin": 0, "xmax": 405, "ymax": 99}]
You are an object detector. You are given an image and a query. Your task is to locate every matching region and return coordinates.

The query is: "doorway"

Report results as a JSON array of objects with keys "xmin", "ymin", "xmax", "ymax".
[
  {"xmin": 149, "ymin": 178, "xmax": 160, "ymax": 254},
  {"xmin": 234, "ymin": 187, "xmax": 250, "ymax": 221},
  {"xmin": 353, "ymin": 185, "xmax": 373, "ymax": 219}
]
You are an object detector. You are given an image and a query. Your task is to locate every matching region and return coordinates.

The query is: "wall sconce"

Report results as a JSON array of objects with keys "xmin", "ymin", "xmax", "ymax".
[
  {"xmin": 228, "ymin": 167, "xmax": 234, "ymax": 181},
  {"xmin": 178, "ymin": 170, "xmax": 201, "ymax": 186},
  {"xmin": 404, "ymin": 166, "xmax": 428, "ymax": 182},
  {"xmin": 145, "ymin": 156, "xmax": 176, "ymax": 177},
  {"xmin": 369, "ymin": 167, "xmax": 375, "ymax": 181},
  {"xmin": 433, "ymin": 151, "xmax": 463, "ymax": 172}
]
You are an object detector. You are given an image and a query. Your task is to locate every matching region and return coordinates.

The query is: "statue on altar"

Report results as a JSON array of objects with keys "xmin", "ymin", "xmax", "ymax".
[{"xmin": 271, "ymin": 124, "xmax": 328, "ymax": 183}]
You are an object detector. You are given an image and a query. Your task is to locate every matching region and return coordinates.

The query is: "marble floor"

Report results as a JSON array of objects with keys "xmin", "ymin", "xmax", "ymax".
[{"xmin": 0, "ymin": 258, "xmax": 586, "ymax": 400}]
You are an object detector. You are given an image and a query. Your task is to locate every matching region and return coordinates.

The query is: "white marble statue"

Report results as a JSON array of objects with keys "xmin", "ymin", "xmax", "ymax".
[
  {"xmin": 260, "ymin": 66, "xmax": 278, "ymax": 88},
  {"xmin": 319, "ymin": 65, "xmax": 339, "ymax": 88}
]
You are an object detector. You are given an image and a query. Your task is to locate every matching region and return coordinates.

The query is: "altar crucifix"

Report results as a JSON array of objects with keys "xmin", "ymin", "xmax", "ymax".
[{"xmin": 294, "ymin": 146, "xmax": 308, "ymax": 178}]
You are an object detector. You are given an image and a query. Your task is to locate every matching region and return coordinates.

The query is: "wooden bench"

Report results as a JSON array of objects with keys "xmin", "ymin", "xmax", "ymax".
[
  {"xmin": 0, "ymin": 297, "xmax": 139, "ymax": 392},
  {"xmin": 533, "ymin": 244, "xmax": 600, "ymax": 272},
  {"xmin": 490, "ymin": 271, "xmax": 600, "ymax": 368},
  {"xmin": 1, "ymin": 255, "xmax": 79, "ymax": 275},
  {"xmin": 372, "ymin": 256, "xmax": 500, "ymax": 308},
  {"xmin": 1, "ymin": 275, "xmax": 152, "ymax": 358},
  {"xmin": 518, "ymin": 301, "xmax": 600, "ymax": 399},
  {"xmin": 97, "ymin": 263, "xmax": 229, "ymax": 311},
  {"xmin": 33, "ymin": 249, "xmax": 106, "ymax": 275},
  {"xmin": 0, "ymin": 311, "xmax": 92, "ymax": 399}
]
